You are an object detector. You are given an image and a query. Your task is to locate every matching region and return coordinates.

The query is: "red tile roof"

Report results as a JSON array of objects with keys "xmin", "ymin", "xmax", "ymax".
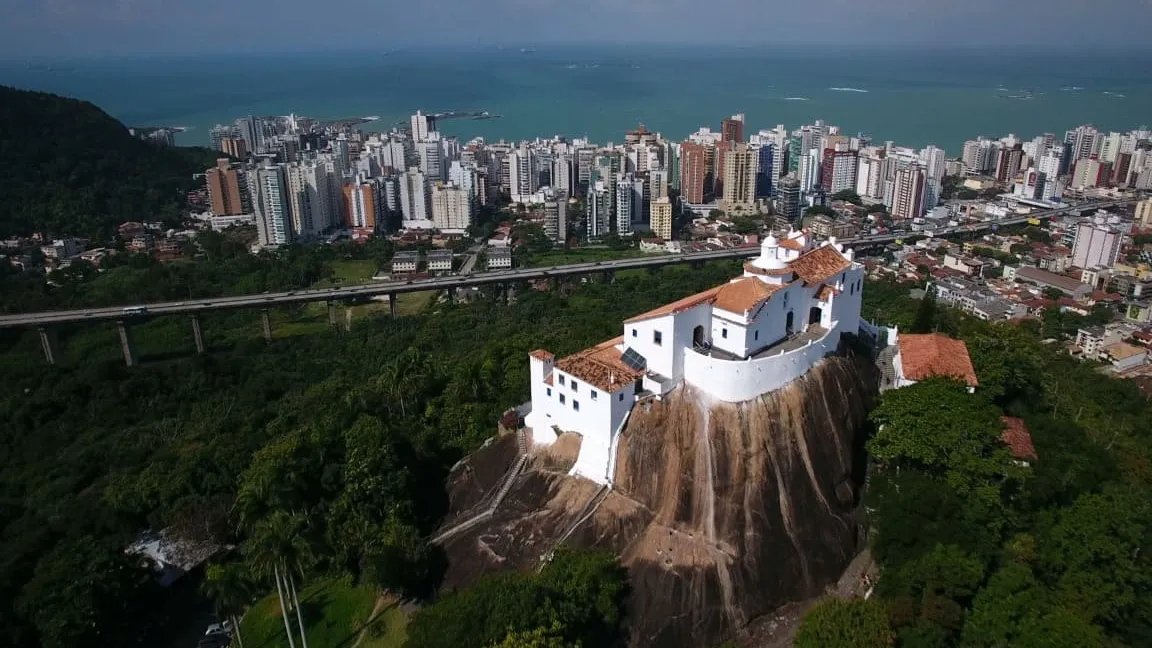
[
  {"xmin": 1000, "ymin": 416, "xmax": 1038, "ymax": 461},
  {"xmin": 554, "ymin": 337, "xmax": 644, "ymax": 393},
  {"xmin": 530, "ymin": 349, "xmax": 554, "ymax": 362},
  {"xmin": 898, "ymin": 333, "xmax": 979, "ymax": 387},
  {"xmin": 623, "ymin": 285, "xmax": 723, "ymax": 324},
  {"xmin": 713, "ymin": 278, "xmax": 787, "ymax": 314},
  {"xmin": 789, "ymin": 245, "xmax": 853, "ymax": 285}
]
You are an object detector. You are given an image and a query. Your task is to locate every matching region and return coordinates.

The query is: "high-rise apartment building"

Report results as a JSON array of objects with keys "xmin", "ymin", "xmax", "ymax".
[
  {"xmin": 507, "ymin": 144, "xmax": 539, "ymax": 202},
  {"xmin": 236, "ymin": 116, "xmax": 265, "ymax": 156},
  {"xmin": 798, "ymin": 148, "xmax": 821, "ymax": 193},
  {"xmin": 855, "ymin": 150, "xmax": 885, "ymax": 201},
  {"xmin": 1072, "ymin": 215, "xmax": 1123, "ymax": 269},
  {"xmin": 1065, "ymin": 125, "xmax": 1100, "ymax": 162},
  {"xmin": 721, "ymin": 113, "xmax": 745, "ymax": 143},
  {"xmin": 209, "ymin": 124, "xmax": 237, "ymax": 151},
  {"xmin": 430, "ymin": 183, "xmax": 471, "ymax": 232},
  {"xmin": 586, "ymin": 181, "xmax": 612, "ymax": 240},
  {"xmin": 649, "ymin": 169, "xmax": 669, "ymax": 201},
  {"xmin": 650, "ymin": 196, "xmax": 673, "ymax": 240},
  {"xmin": 415, "ymin": 138, "xmax": 443, "ymax": 182},
  {"xmin": 552, "ymin": 153, "xmax": 574, "ymax": 194},
  {"xmin": 680, "ymin": 142, "xmax": 707, "ymax": 204},
  {"xmin": 820, "ymin": 145, "xmax": 858, "ymax": 194},
  {"xmin": 344, "ymin": 178, "xmax": 382, "ymax": 231},
  {"xmin": 287, "ymin": 159, "xmax": 336, "ymax": 236},
  {"xmin": 220, "ymin": 137, "xmax": 248, "ymax": 160},
  {"xmin": 410, "ymin": 110, "xmax": 434, "ymax": 143},
  {"xmin": 399, "ymin": 167, "xmax": 430, "ymax": 226},
  {"xmin": 615, "ymin": 174, "xmax": 644, "ymax": 235},
  {"xmin": 994, "ymin": 145, "xmax": 1024, "ymax": 185},
  {"xmin": 254, "ymin": 164, "xmax": 293, "ymax": 246},
  {"xmin": 891, "ymin": 165, "xmax": 926, "ymax": 220},
  {"xmin": 543, "ymin": 189, "xmax": 568, "ymax": 243},
  {"xmin": 206, "ymin": 159, "xmax": 251, "ymax": 216},
  {"xmin": 1071, "ymin": 157, "xmax": 1111, "ymax": 190},
  {"xmin": 775, "ymin": 175, "xmax": 801, "ymax": 223},
  {"xmin": 918, "ymin": 145, "xmax": 946, "ymax": 211},
  {"xmin": 721, "ymin": 143, "xmax": 758, "ymax": 209}
]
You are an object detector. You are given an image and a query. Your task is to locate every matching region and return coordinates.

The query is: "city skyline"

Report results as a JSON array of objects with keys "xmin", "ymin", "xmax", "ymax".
[{"xmin": 2, "ymin": 0, "xmax": 1151, "ymax": 57}]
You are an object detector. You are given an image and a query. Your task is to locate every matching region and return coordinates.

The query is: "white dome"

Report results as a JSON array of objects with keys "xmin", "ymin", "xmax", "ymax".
[{"xmin": 751, "ymin": 234, "xmax": 788, "ymax": 270}]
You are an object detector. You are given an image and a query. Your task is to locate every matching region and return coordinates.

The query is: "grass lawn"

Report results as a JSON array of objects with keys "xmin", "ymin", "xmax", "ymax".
[
  {"xmin": 312, "ymin": 259, "xmax": 379, "ymax": 288},
  {"xmin": 239, "ymin": 578, "xmax": 407, "ymax": 648}
]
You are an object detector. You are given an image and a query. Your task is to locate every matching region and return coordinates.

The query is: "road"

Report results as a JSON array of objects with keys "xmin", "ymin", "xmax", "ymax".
[{"xmin": 0, "ymin": 199, "xmax": 1133, "ymax": 329}]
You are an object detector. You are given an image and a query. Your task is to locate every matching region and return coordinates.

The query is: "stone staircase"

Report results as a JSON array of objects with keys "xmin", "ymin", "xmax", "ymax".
[
  {"xmin": 539, "ymin": 484, "xmax": 612, "ymax": 571},
  {"xmin": 431, "ymin": 429, "xmax": 528, "ymax": 545}
]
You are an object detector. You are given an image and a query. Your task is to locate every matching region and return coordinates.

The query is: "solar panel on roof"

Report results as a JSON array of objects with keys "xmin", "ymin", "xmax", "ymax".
[{"xmin": 621, "ymin": 347, "xmax": 646, "ymax": 371}]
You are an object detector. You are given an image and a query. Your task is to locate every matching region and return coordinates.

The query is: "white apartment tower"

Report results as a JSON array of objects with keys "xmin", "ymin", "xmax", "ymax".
[
  {"xmin": 430, "ymin": 183, "xmax": 472, "ymax": 232},
  {"xmin": 891, "ymin": 165, "xmax": 926, "ymax": 220},
  {"xmin": 255, "ymin": 164, "xmax": 293, "ymax": 246},
  {"xmin": 399, "ymin": 167, "xmax": 431, "ymax": 227}
]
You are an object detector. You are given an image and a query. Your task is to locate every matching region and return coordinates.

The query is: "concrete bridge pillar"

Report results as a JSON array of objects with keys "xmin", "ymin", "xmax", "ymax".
[
  {"xmin": 389, "ymin": 294, "xmax": 398, "ymax": 318},
  {"xmin": 261, "ymin": 309, "xmax": 273, "ymax": 343},
  {"xmin": 38, "ymin": 327, "xmax": 61, "ymax": 365},
  {"xmin": 117, "ymin": 320, "xmax": 137, "ymax": 367},
  {"xmin": 446, "ymin": 288, "xmax": 455, "ymax": 304},
  {"xmin": 328, "ymin": 301, "xmax": 338, "ymax": 329},
  {"xmin": 602, "ymin": 269, "xmax": 615, "ymax": 282},
  {"xmin": 190, "ymin": 315, "xmax": 205, "ymax": 354}
]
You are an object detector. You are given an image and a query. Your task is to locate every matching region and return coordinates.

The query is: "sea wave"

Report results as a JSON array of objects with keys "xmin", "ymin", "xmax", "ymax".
[
  {"xmin": 783, "ymin": 97, "xmax": 809, "ymax": 101},
  {"xmin": 828, "ymin": 87, "xmax": 868, "ymax": 93}
]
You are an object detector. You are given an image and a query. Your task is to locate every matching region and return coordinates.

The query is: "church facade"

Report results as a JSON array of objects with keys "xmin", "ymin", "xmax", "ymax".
[{"xmin": 525, "ymin": 229, "xmax": 867, "ymax": 484}]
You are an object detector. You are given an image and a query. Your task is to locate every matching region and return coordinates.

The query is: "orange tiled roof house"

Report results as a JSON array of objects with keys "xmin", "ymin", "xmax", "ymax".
[{"xmin": 525, "ymin": 229, "xmax": 867, "ymax": 484}]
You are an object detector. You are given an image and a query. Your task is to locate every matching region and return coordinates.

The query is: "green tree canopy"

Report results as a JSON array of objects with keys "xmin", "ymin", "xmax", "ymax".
[
  {"xmin": 868, "ymin": 378, "xmax": 1018, "ymax": 502},
  {"xmin": 794, "ymin": 598, "xmax": 893, "ymax": 648}
]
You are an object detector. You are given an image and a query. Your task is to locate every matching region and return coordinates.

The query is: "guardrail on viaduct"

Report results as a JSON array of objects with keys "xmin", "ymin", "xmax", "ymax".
[{"xmin": 9, "ymin": 199, "xmax": 1134, "ymax": 366}]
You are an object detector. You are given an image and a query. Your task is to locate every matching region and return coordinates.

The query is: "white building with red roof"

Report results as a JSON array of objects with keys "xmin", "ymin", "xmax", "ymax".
[{"xmin": 525, "ymin": 228, "xmax": 866, "ymax": 484}]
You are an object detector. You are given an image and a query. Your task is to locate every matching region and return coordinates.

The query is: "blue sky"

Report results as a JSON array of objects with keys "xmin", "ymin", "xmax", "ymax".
[{"xmin": 1, "ymin": 0, "xmax": 1150, "ymax": 58}]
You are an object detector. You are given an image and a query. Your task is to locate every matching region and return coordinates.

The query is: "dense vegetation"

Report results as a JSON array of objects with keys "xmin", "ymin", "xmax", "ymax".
[
  {"xmin": 800, "ymin": 281, "xmax": 1152, "ymax": 647},
  {"xmin": 0, "ymin": 86, "xmax": 219, "ymax": 238},
  {"xmin": 0, "ymin": 252, "xmax": 737, "ymax": 647}
]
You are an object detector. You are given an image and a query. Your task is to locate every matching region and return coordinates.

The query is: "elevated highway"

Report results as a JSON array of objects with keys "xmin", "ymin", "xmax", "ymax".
[{"xmin": 6, "ymin": 198, "xmax": 1134, "ymax": 365}]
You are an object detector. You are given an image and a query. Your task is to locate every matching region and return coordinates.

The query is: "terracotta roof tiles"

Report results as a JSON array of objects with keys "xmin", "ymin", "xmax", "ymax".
[
  {"xmin": 713, "ymin": 278, "xmax": 787, "ymax": 314},
  {"xmin": 554, "ymin": 336, "xmax": 644, "ymax": 393},
  {"xmin": 898, "ymin": 333, "xmax": 979, "ymax": 387},
  {"xmin": 1000, "ymin": 416, "xmax": 1038, "ymax": 461},
  {"xmin": 789, "ymin": 244, "xmax": 853, "ymax": 285},
  {"xmin": 529, "ymin": 349, "xmax": 554, "ymax": 362},
  {"xmin": 623, "ymin": 285, "xmax": 723, "ymax": 324}
]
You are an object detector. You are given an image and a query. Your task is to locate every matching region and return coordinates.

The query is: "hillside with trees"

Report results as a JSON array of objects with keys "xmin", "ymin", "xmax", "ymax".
[
  {"xmin": 797, "ymin": 282, "xmax": 1152, "ymax": 647},
  {"xmin": 0, "ymin": 86, "xmax": 218, "ymax": 239}
]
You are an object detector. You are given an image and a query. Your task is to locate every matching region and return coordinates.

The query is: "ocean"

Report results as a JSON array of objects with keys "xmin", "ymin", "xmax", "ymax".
[{"xmin": 2, "ymin": 46, "xmax": 1151, "ymax": 154}]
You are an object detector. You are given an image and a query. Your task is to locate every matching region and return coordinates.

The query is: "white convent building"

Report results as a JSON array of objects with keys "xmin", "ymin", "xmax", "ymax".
[{"xmin": 524, "ymin": 229, "xmax": 866, "ymax": 484}]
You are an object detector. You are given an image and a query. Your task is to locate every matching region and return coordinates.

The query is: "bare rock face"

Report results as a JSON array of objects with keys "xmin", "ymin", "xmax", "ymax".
[{"xmin": 437, "ymin": 353, "xmax": 878, "ymax": 647}]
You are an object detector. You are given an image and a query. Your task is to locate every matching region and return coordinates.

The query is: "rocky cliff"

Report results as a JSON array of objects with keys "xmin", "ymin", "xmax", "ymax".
[{"xmin": 436, "ymin": 352, "xmax": 878, "ymax": 647}]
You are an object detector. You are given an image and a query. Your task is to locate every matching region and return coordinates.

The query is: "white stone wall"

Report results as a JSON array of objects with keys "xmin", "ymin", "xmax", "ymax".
[{"xmin": 683, "ymin": 324, "xmax": 841, "ymax": 403}]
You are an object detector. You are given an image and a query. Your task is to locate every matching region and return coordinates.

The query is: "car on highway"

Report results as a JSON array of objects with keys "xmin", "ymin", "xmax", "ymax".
[{"xmin": 122, "ymin": 306, "xmax": 148, "ymax": 315}]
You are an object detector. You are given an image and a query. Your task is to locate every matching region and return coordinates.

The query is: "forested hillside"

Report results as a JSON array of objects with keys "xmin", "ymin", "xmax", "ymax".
[
  {"xmin": 0, "ymin": 86, "xmax": 218, "ymax": 238},
  {"xmin": 796, "ymin": 282, "xmax": 1152, "ymax": 648},
  {"xmin": 0, "ymin": 260, "xmax": 738, "ymax": 648}
]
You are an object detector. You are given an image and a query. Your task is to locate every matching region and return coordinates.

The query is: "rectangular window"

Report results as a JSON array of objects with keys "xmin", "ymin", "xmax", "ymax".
[
  {"xmin": 632, "ymin": 328, "xmax": 637, "ymax": 337},
  {"xmin": 571, "ymin": 382, "xmax": 577, "ymax": 393},
  {"xmin": 546, "ymin": 387, "xmax": 552, "ymax": 397},
  {"xmin": 619, "ymin": 393, "xmax": 625, "ymax": 402},
  {"xmin": 722, "ymin": 328, "xmax": 728, "ymax": 339},
  {"xmin": 573, "ymin": 400, "xmax": 580, "ymax": 412},
  {"xmin": 654, "ymin": 331, "xmax": 663, "ymax": 345},
  {"xmin": 560, "ymin": 394, "xmax": 566, "ymax": 404},
  {"xmin": 559, "ymin": 375, "xmax": 565, "ymax": 386},
  {"xmin": 591, "ymin": 390, "xmax": 598, "ymax": 401},
  {"xmin": 755, "ymin": 330, "xmax": 759, "ymax": 341}
]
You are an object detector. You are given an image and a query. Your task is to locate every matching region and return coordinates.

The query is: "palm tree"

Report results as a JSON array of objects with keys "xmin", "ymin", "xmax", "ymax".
[
  {"xmin": 246, "ymin": 511, "xmax": 314, "ymax": 648},
  {"xmin": 203, "ymin": 562, "xmax": 253, "ymax": 648}
]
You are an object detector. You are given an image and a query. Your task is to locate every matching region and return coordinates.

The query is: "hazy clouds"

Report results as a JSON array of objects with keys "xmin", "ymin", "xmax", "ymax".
[{"xmin": 2, "ymin": 0, "xmax": 1150, "ymax": 57}]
